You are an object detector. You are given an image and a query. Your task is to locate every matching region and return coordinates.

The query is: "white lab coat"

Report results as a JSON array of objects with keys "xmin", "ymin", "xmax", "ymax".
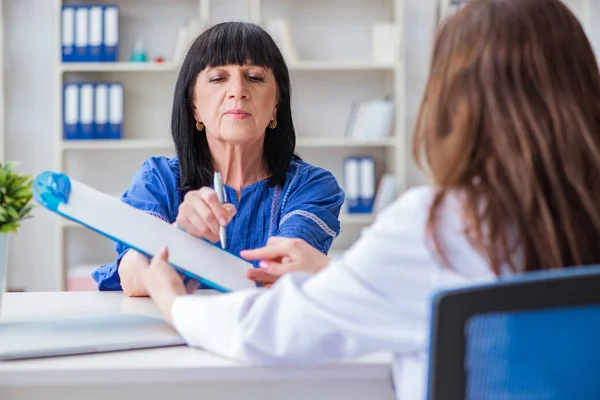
[{"xmin": 171, "ymin": 186, "xmax": 505, "ymax": 400}]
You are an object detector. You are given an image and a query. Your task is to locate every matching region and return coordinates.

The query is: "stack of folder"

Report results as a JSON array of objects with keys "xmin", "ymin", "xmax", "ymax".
[
  {"xmin": 344, "ymin": 156, "xmax": 376, "ymax": 214},
  {"xmin": 62, "ymin": 5, "xmax": 119, "ymax": 62},
  {"xmin": 63, "ymin": 82, "xmax": 123, "ymax": 140}
]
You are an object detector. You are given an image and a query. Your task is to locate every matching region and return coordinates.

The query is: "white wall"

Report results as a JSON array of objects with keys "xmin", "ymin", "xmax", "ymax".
[
  {"xmin": 2, "ymin": 0, "xmax": 439, "ymax": 291},
  {"xmin": 4, "ymin": 0, "xmax": 56, "ymax": 291}
]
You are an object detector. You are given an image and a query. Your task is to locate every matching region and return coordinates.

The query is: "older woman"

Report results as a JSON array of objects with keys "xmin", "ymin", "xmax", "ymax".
[{"xmin": 92, "ymin": 22, "xmax": 344, "ymax": 295}]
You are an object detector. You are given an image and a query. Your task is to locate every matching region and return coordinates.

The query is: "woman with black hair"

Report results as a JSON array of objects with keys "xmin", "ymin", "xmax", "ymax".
[{"xmin": 92, "ymin": 22, "xmax": 344, "ymax": 295}]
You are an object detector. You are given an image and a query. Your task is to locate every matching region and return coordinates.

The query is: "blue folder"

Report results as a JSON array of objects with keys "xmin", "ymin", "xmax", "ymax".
[
  {"xmin": 33, "ymin": 171, "xmax": 255, "ymax": 293},
  {"xmin": 63, "ymin": 83, "xmax": 80, "ymax": 140},
  {"xmin": 61, "ymin": 6, "xmax": 76, "ymax": 62}
]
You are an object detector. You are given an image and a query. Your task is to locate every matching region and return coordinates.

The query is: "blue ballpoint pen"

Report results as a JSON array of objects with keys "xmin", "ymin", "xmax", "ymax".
[{"xmin": 213, "ymin": 171, "xmax": 227, "ymax": 249}]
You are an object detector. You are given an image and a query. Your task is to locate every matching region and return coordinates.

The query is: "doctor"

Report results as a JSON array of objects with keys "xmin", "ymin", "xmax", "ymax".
[{"xmin": 139, "ymin": 0, "xmax": 600, "ymax": 398}]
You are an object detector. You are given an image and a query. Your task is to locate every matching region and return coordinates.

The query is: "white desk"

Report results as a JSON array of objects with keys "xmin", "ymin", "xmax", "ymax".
[{"xmin": 0, "ymin": 292, "xmax": 396, "ymax": 400}]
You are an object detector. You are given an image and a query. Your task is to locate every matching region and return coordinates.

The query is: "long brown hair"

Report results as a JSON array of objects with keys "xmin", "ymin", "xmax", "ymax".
[{"xmin": 414, "ymin": 0, "xmax": 600, "ymax": 274}]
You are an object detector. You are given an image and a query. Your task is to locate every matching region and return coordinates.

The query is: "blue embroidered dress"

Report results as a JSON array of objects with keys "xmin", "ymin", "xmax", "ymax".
[{"xmin": 92, "ymin": 156, "xmax": 345, "ymax": 291}]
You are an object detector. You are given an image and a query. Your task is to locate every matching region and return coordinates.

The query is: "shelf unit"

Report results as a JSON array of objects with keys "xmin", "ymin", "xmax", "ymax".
[
  {"xmin": 60, "ymin": 60, "xmax": 396, "ymax": 73},
  {"xmin": 53, "ymin": 0, "xmax": 405, "ymax": 291},
  {"xmin": 61, "ymin": 136, "xmax": 397, "ymax": 151}
]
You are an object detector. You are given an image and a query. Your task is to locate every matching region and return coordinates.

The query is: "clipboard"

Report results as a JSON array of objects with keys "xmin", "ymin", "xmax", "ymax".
[{"xmin": 33, "ymin": 171, "xmax": 256, "ymax": 293}]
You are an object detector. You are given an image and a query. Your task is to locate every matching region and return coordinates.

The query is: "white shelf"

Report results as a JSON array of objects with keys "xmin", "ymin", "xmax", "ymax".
[
  {"xmin": 59, "ymin": 62, "xmax": 179, "ymax": 73},
  {"xmin": 297, "ymin": 137, "xmax": 395, "ymax": 148},
  {"xmin": 61, "ymin": 213, "xmax": 376, "ymax": 229},
  {"xmin": 288, "ymin": 61, "xmax": 395, "ymax": 71},
  {"xmin": 339, "ymin": 213, "xmax": 376, "ymax": 224},
  {"xmin": 61, "ymin": 139, "xmax": 173, "ymax": 150},
  {"xmin": 62, "ymin": 215, "xmax": 375, "ymax": 231},
  {"xmin": 61, "ymin": 137, "xmax": 395, "ymax": 151},
  {"xmin": 58, "ymin": 61, "xmax": 394, "ymax": 73}
]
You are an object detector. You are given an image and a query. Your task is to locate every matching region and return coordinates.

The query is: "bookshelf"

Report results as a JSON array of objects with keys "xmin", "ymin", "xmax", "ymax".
[{"xmin": 53, "ymin": 0, "xmax": 405, "ymax": 291}]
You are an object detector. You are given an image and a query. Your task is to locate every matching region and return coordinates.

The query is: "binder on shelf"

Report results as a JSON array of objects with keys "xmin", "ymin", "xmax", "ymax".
[
  {"xmin": 88, "ymin": 6, "xmax": 104, "ymax": 62},
  {"xmin": 103, "ymin": 6, "xmax": 119, "ymax": 62},
  {"xmin": 74, "ymin": 6, "xmax": 90, "ymax": 62},
  {"xmin": 79, "ymin": 83, "xmax": 95, "ymax": 139},
  {"xmin": 63, "ymin": 83, "xmax": 79, "ymax": 140},
  {"xmin": 345, "ymin": 98, "xmax": 394, "ymax": 140},
  {"xmin": 61, "ymin": 5, "xmax": 118, "ymax": 62},
  {"xmin": 108, "ymin": 83, "xmax": 123, "ymax": 139},
  {"xmin": 344, "ymin": 156, "xmax": 376, "ymax": 214},
  {"xmin": 359, "ymin": 157, "xmax": 375, "ymax": 213},
  {"xmin": 33, "ymin": 172, "xmax": 255, "ymax": 293},
  {"xmin": 373, "ymin": 173, "xmax": 397, "ymax": 214},
  {"xmin": 61, "ymin": 6, "xmax": 75, "ymax": 62},
  {"xmin": 344, "ymin": 157, "xmax": 360, "ymax": 214},
  {"xmin": 94, "ymin": 83, "xmax": 109, "ymax": 139}
]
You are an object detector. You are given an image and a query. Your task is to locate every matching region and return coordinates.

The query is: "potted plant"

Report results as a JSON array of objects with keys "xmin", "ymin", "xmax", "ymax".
[{"xmin": 0, "ymin": 161, "xmax": 34, "ymax": 310}]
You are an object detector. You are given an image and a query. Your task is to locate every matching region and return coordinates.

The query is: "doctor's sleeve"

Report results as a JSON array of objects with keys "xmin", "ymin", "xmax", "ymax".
[
  {"xmin": 274, "ymin": 166, "xmax": 344, "ymax": 255},
  {"xmin": 91, "ymin": 159, "xmax": 174, "ymax": 291},
  {"xmin": 170, "ymin": 188, "xmax": 441, "ymax": 364}
]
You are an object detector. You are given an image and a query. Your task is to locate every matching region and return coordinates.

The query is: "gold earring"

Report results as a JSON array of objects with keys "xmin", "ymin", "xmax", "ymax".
[
  {"xmin": 196, "ymin": 121, "xmax": 204, "ymax": 131},
  {"xmin": 268, "ymin": 119, "xmax": 278, "ymax": 129}
]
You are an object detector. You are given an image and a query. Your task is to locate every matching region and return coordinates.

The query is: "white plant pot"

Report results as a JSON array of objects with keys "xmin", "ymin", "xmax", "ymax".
[{"xmin": 0, "ymin": 233, "xmax": 9, "ymax": 316}]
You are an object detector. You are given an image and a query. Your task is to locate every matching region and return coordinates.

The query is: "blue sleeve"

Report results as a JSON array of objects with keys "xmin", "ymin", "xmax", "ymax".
[
  {"xmin": 274, "ymin": 166, "xmax": 344, "ymax": 254},
  {"xmin": 91, "ymin": 157, "xmax": 178, "ymax": 291}
]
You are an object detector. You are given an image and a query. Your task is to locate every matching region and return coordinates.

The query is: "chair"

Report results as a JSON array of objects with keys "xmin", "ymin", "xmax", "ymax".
[{"xmin": 426, "ymin": 265, "xmax": 600, "ymax": 400}]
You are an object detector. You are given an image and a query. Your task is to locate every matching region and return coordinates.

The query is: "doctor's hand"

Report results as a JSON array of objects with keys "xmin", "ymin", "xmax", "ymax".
[
  {"xmin": 119, "ymin": 249, "xmax": 151, "ymax": 297},
  {"xmin": 142, "ymin": 246, "xmax": 196, "ymax": 325},
  {"xmin": 176, "ymin": 187, "xmax": 236, "ymax": 243},
  {"xmin": 119, "ymin": 248, "xmax": 199, "ymax": 298},
  {"xmin": 240, "ymin": 237, "xmax": 331, "ymax": 288}
]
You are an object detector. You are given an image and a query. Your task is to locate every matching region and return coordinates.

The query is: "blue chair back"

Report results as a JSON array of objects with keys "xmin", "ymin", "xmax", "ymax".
[{"xmin": 427, "ymin": 265, "xmax": 600, "ymax": 400}]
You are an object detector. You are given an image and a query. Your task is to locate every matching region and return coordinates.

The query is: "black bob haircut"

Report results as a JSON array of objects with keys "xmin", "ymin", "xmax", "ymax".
[{"xmin": 171, "ymin": 21, "xmax": 297, "ymax": 193}]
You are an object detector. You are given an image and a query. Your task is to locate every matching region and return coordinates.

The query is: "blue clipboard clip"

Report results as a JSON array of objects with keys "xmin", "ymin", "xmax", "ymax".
[{"xmin": 33, "ymin": 171, "xmax": 72, "ymax": 211}]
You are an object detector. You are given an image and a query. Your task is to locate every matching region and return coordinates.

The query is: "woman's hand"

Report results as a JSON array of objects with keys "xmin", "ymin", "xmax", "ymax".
[
  {"xmin": 240, "ymin": 237, "xmax": 331, "ymax": 288},
  {"xmin": 142, "ymin": 246, "xmax": 196, "ymax": 324},
  {"xmin": 176, "ymin": 187, "xmax": 236, "ymax": 243}
]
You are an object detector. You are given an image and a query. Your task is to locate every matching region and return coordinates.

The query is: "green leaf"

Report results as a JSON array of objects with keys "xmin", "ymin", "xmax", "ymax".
[
  {"xmin": 0, "ymin": 223, "xmax": 18, "ymax": 234},
  {"xmin": 18, "ymin": 204, "xmax": 33, "ymax": 218},
  {"xmin": 7, "ymin": 207, "xmax": 19, "ymax": 220},
  {"xmin": 12, "ymin": 187, "xmax": 31, "ymax": 199},
  {"xmin": 3, "ymin": 161, "xmax": 18, "ymax": 173},
  {"xmin": 0, "ymin": 169, "xmax": 6, "ymax": 188},
  {"xmin": 0, "ymin": 161, "xmax": 34, "ymax": 233}
]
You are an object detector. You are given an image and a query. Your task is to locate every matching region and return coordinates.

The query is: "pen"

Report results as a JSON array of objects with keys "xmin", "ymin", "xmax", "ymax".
[{"xmin": 213, "ymin": 171, "xmax": 227, "ymax": 249}]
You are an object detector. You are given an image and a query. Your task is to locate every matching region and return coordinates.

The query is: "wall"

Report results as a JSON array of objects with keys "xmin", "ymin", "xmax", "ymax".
[
  {"xmin": 2, "ymin": 0, "xmax": 437, "ymax": 291},
  {"xmin": 4, "ymin": 0, "xmax": 56, "ymax": 291}
]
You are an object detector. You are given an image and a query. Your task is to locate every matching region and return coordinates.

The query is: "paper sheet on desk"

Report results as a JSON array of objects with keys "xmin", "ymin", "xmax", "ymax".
[{"xmin": 33, "ymin": 171, "xmax": 255, "ymax": 293}]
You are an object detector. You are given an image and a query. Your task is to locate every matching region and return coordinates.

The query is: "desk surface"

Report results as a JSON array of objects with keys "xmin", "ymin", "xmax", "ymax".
[{"xmin": 0, "ymin": 292, "xmax": 393, "ymax": 388}]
